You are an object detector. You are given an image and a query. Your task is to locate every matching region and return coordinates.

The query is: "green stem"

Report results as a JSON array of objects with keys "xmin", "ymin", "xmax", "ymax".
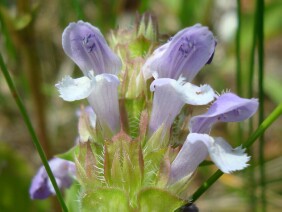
[
  {"xmin": 0, "ymin": 54, "xmax": 68, "ymax": 212},
  {"xmin": 256, "ymin": 0, "xmax": 266, "ymax": 210},
  {"xmin": 244, "ymin": 104, "xmax": 282, "ymax": 149},
  {"xmin": 236, "ymin": 0, "xmax": 242, "ymax": 96},
  {"xmin": 247, "ymin": 2, "xmax": 258, "ymax": 210},
  {"xmin": 178, "ymin": 103, "xmax": 282, "ymax": 207}
]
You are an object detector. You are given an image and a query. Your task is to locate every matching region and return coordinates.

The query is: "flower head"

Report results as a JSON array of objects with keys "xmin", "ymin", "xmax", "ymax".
[
  {"xmin": 190, "ymin": 92, "xmax": 259, "ymax": 134},
  {"xmin": 29, "ymin": 158, "xmax": 76, "ymax": 199},
  {"xmin": 142, "ymin": 24, "xmax": 216, "ymax": 81}
]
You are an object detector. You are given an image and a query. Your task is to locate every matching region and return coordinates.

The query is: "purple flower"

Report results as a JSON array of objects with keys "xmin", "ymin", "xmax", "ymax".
[
  {"xmin": 168, "ymin": 93, "xmax": 258, "ymax": 184},
  {"xmin": 62, "ymin": 21, "xmax": 122, "ymax": 75},
  {"xmin": 149, "ymin": 78, "xmax": 215, "ymax": 135},
  {"xmin": 142, "ymin": 24, "xmax": 216, "ymax": 81},
  {"xmin": 189, "ymin": 92, "xmax": 259, "ymax": 134},
  {"xmin": 169, "ymin": 133, "xmax": 250, "ymax": 184},
  {"xmin": 56, "ymin": 21, "xmax": 122, "ymax": 134},
  {"xmin": 29, "ymin": 158, "xmax": 76, "ymax": 199}
]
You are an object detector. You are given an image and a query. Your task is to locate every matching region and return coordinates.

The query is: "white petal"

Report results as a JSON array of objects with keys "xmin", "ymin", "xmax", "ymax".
[
  {"xmin": 56, "ymin": 75, "xmax": 94, "ymax": 101},
  {"xmin": 208, "ymin": 137, "xmax": 250, "ymax": 173},
  {"xmin": 174, "ymin": 79, "xmax": 215, "ymax": 105}
]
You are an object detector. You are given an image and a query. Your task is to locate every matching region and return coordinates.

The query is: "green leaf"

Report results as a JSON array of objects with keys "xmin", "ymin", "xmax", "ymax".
[
  {"xmin": 56, "ymin": 145, "xmax": 79, "ymax": 161},
  {"xmin": 65, "ymin": 181, "xmax": 81, "ymax": 212},
  {"xmin": 137, "ymin": 187, "xmax": 184, "ymax": 212},
  {"xmin": 81, "ymin": 188, "xmax": 130, "ymax": 212}
]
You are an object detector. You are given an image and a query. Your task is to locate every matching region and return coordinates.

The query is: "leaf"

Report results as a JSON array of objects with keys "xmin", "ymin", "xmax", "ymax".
[
  {"xmin": 65, "ymin": 182, "xmax": 81, "ymax": 212},
  {"xmin": 81, "ymin": 188, "xmax": 130, "ymax": 212},
  {"xmin": 137, "ymin": 187, "xmax": 184, "ymax": 212},
  {"xmin": 56, "ymin": 145, "xmax": 79, "ymax": 161}
]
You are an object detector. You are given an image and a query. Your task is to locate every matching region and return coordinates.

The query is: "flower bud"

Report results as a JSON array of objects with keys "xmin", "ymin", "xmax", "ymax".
[{"xmin": 142, "ymin": 24, "xmax": 216, "ymax": 81}]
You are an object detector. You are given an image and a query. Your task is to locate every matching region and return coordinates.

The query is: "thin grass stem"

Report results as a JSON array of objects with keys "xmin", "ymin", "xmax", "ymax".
[{"xmin": 256, "ymin": 0, "xmax": 266, "ymax": 210}]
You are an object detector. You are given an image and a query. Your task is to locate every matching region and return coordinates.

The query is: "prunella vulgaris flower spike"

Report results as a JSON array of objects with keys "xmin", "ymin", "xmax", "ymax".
[
  {"xmin": 142, "ymin": 24, "xmax": 216, "ymax": 81},
  {"xmin": 189, "ymin": 92, "xmax": 259, "ymax": 134},
  {"xmin": 62, "ymin": 21, "xmax": 122, "ymax": 76},
  {"xmin": 29, "ymin": 158, "xmax": 76, "ymax": 199}
]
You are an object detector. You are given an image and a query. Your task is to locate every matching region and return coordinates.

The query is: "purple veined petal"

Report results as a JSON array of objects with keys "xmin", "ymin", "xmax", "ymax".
[
  {"xmin": 55, "ymin": 75, "xmax": 94, "ymax": 101},
  {"xmin": 169, "ymin": 133, "xmax": 211, "ymax": 184},
  {"xmin": 148, "ymin": 78, "xmax": 214, "ymax": 135},
  {"xmin": 208, "ymin": 137, "xmax": 250, "ymax": 173},
  {"xmin": 29, "ymin": 158, "xmax": 76, "ymax": 200},
  {"xmin": 149, "ymin": 78, "xmax": 185, "ymax": 135},
  {"xmin": 87, "ymin": 73, "xmax": 121, "ymax": 134},
  {"xmin": 189, "ymin": 92, "xmax": 259, "ymax": 134},
  {"xmin": 142, "ymin": 42, "xmax": 169, "ymax": 80},
  {"xmin": 62, "ymin": 21, "xmax": 122, "ymax": 75},
  {"xmin": 142, "ymin": 24, "xmax": 216, "ymax": 81}
]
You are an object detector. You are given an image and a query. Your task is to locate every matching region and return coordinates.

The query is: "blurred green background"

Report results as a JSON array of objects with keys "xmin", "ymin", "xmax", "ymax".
[{"xmin": 0, "ymin": 0, "xmax": 281, "ymax": 211}]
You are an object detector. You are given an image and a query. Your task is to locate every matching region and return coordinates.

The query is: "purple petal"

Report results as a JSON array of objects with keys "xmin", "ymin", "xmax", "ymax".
[
  {"xmin": 29, "ymin": 167, "xmax": 52, "ymax": 199},
  {"xmin": 189, "ymin": 93, "xmax": 259, "ymax": 134},
  {"xmin": 29, "ymin": 158, "xmax": 76, "ymax": 199},
  {"xmin": 62, "ymin": 21, "xmax": 122, "ymax": 75},
  {"xmin": 142, "ymin": 24, "xmax": 216, "ymax": 81},
  {"xmin": 87, "ymin": 74, "xmax": 120, "ymax": 134},
  {"xmin": 149, "ymin": 78, "xmax": 185, "ymax": 135}
]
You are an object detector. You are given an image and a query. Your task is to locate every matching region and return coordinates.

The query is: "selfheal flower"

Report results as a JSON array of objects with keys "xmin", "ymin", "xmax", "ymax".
[
  {"xmin": 190, "ymin": 92, "xmax": 259, "ymax": 134},
  {"xmin": 57, "ymin": 21, "xmax": 122, "ymax": 134},
  {"xmin": 62, "ymin": 21, "xmax": 122, "ymax": 75},
  {"xmin": 56, "ymin": 73, "xmax": 120, "ymax": 134},
  {"xmin": 169, "ymin": 133, "xmax": 249, "ymax": 184},
  {"xmin": 149, "ymin": 78, "xmax": 215, "ymax": 135},
  {"xmin": 29, "ymin": 158, "xmax": 76, "ymax": 199},
  {"xmin": 142, "ymin": 24, "xmax": 216, "ymax": 81}
]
